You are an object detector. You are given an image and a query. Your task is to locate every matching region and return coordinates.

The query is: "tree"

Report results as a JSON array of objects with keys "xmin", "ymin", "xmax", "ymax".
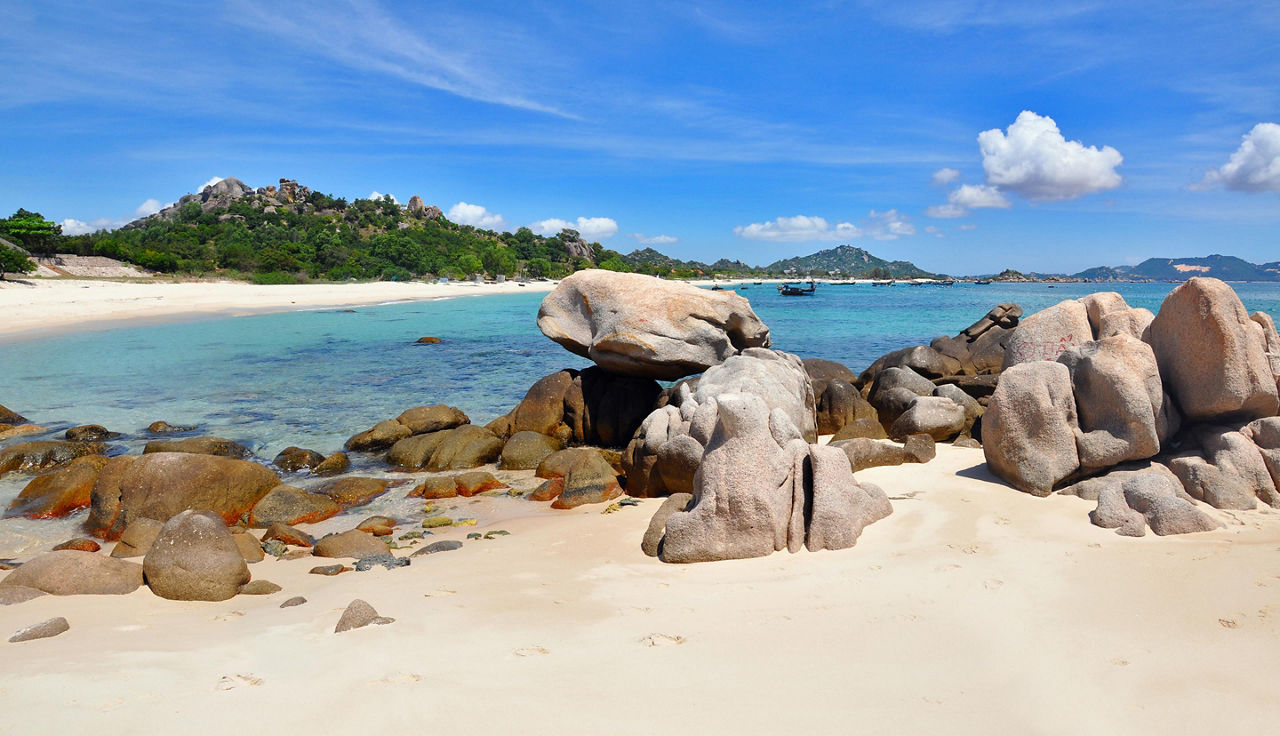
[
  {"xmin": 0, "ymin": 242, "xmax": 35, "ymax": 279},
  {"xmin": 526, "ymin": 257, "xmax": 552, "ymax": 278},
  {"xmin": 2, "ymin": 209, "xmax": 62, "ymax": 258}
]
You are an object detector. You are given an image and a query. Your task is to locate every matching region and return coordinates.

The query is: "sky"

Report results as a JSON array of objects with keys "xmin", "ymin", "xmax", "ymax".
[{"xmin": 1, "ymin": 0, "xmax": 1277, "ymax": 275}]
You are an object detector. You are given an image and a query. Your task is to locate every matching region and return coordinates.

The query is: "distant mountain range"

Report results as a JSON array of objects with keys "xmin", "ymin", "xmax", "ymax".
[
  {"xmin": 1074, "ymin": 255, "xmax": 1280, "ymax": 282},
  {"xmin": 622, "ymin": 244, "xmax": 942, "ymax": 279}
]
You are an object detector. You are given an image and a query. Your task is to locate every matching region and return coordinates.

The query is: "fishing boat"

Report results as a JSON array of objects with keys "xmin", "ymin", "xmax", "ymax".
[
  {"xmin": 870, "ymin": 279, "xmax": 893, "ymax": 286},
  {"xmin": 975, "ymin": 279, "xmax": 992, "ymax": 285},
  {"xmin": 777, "ymin": 280, "xmax": 817, "ymax": 296}
]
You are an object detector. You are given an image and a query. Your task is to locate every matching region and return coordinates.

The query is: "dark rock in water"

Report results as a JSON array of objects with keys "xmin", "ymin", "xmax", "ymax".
[
  {"xmin": 315, "ymin": 477, "xmax": 390, "ymax": 508},
  {"xmin": 9, "ymin": 617, "xmax": 70, "ymax": 643},
  {"xmin": 0, "ymin": 403, "xmax": 28, "ymax": 425},
  {"xmin": 487, "ymin": 366, "xmax": 663, "ymax": 448},
  {"xmin": 110, "ymin": 517, "xmax": 165, "ymax": 558},
  {"xmin": 642, "ymin": 493, "xmax": 692, "ymax": 557},
  {"xmin": 345, "ymin": 420, "xmax": 412, "ymax": 452},
  {"xmin": 415, "ymin": 336, "xmax": 442, "ymax": 344},
  {"xmin": 453, "ymin": 471, "xmax": 507, "ymax": 497},
  {"xmin": 52, "ymin": 538, "xmax": 100, "ymax": 553},
  {"xmin": 395, "ymin": 404, "xmax": 469, "ymax": 435},
  {"xmin": 313, "ymin": 451, "xmax": 350, "ymax": 475},
  {"xmin": 65, "ymin": 424, "xmax": 114, "ymax": 441},
  {"xmin": 87, "ymin": 452, "xmax": 280, "ymax": 541},
  {"xmin": 8, "ymin": 454, "xmax": 109, "ymax": 519},
  {"xmin": 143, "ymin": 436, "xmax": 251, "ymax": 458},
  {"xmin": 280, "ymin": 596, "xmax": 307, "ymax": 608},
  {"xmin": 248, "ymin": 484, "xmax": 340, "ymax": 527},
  {"xmin": 312, "ymin": 529, "xmax": 388, "ymax": 559},
  {"xmin": 0, "ymin": 441, "xmax": 106, "ymax": 476},
  {"xmin": 272, "ymin": 446, "xmax": 325, "ymax": 472},
  {"xmin": 0, "ymin": 586, "xmax": 46, "ymax": 606},
  {"xmin": 410, "ymin": 540, "xmax": 463, "ymax": 557},
  {"xmin": 262, "ymin": 522, "xmax": 314, "ymax": 547},
  {"xmin": 407, "ymin": 476, "xmax": 457, "ymax": 499},
  {"xmin": 239, "ymin": 580, "xmax": 282, "ymax": 595},
  {"xmin": 537, "ymin": 269, "xmax": 771, "ymax": 380},
  {"xmin": 354, "ymin": 553, "xmax": 410, "ymax": 571},
  {"xmin": 143, "ymin": 510, "xmax": 251, "ymax": 602},
  {"xmin": 309, "ymin": 564, "xmax": 350, "ymax": 576},
  {"xmin": 146, "ymin": 421, "xmax": 197, "ymax": 435},
  {"xmin": 498, "ymin": 431, "xmax": 563, "ymax": 470},
  {"xmin": 355, "ymin": 515, "xmax": 397, "ymax": 536},
  {"xmin": 0, "ymin": 550, "xmax": 143, "ymax": 595},
  {"xmin": 335, "ymin": 599, "xmax": 394, "ymax": 633},
  {"xmin": 0, "ymin": 424, "xmax": 45, "ymax": 442}
]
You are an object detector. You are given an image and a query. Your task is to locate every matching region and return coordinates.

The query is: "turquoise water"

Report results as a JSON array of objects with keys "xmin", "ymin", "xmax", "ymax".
[{"xmin": 4, "ymin": 280, "xmax": 1280, "ymax": 557}]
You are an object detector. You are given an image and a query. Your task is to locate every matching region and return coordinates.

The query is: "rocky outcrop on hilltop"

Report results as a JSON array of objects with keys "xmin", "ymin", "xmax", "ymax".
[{"xmin": 984, "ymin": 278, "xmax": 1280, "ymax": 536}]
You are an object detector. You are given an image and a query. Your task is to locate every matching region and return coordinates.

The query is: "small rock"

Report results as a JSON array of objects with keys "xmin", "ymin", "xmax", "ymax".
[
  {"xmin": 313, "ymin": 452, "xmax": 350, "ymax": 475},
  {"xmin": 421, "ymin": 516, "xmax": 452, "ymax": 528},
  {"xmin": 415, "ymin": 336, "xmax": 442, "ymax": 344},
  {"xmin": 239, "ymin": 580, "xmax": 282, "ymax": 595},
  {"xmin": 312, "ymin": 529, "xmax": 388, "ymax": 559},
  {"xmin": 355, "ymin": 515, "xmax": 397, "ymax": 536},
  {"xmin": 335, "ymin": 599, "xmax": 394, "ymax": 633},
  {"xmin": 280, "ymin": 596, "xmax": 307, "ymax": 608},
  {"xmin": 9, "ymin": 617, "xmax": 70, "ymax": 643},
  {"xmin": 143, "ymin": 510, "xmax": 251, "ymax": 602},
  {"xmin": 262, "ymin": 522, "xmax": 314, "ymax": 547},
  {"xmin": 143, "ymin": 436, "xmax": 251, "ymax": 458},
  {"xmin": 232, "ymin": 531, "xmax": 265, "ymax": 563},
  {"xmin": 65, "ymin": 424, "xmax": 113, "ymax": 441},
  {"xmin": 0, "ymin": 551, "xmax": 142, "ymax": 595},
  {"xmin": 315, "ymin": 477, "xmax": 390, "ymax": 507},
  {"xmin": 272, "ymin": 446, "xmax": 325, "ymax": 473},
  {"xmin": 109, "ymin": 517, "xmax": 165, "ymax": 558},
  {"xmin": 408, "ymin": 476, "xmax": 457, "ymax": 499},
  {"xmin": 52, "ymin": 538, "xmax": 101, "ymax": 553},
  {"xmin": 453, "ymin": 471, "xmax": 508, "ymax": 497},
  {"xmin": 261, "ymin": 539, "xmax": 287, "ymax": 557},
  {"xmin": 354, "ymin": 553, "xmax": 410, "ymax": 571},
  {"xmin": 411, "ymin": 540, "xmax": 463, "ymax": 557},
  {"xmin": 147, "ymin": 421, "xmax": 196, "ymax": 435},
  {"xmin": 309, "ymin": 564, "xmax": 350, "ymax": 576}
]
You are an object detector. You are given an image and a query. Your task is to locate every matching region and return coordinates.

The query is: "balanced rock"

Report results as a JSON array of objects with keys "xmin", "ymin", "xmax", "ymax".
[
  {"xmin": 143, "ymin": 510, "xmax": 251, "ymax": 601},
  {"xmin": 0, "ymin": 550, "xmax": 142, "ymax": 595},
  {"xmin": 87, "ymin": 452, "xmax": 279, "ymax": 541},
  {"xmin": 536, "ymin": 269, "xmax": 771, "ymax": 380},
  {"xmin": 248, "ymin": 485, "xmax": 340, "ymax": 526},
  {"xmin": 1148, "ymin": 277, "xmax": 1279, "ymax": 422}
]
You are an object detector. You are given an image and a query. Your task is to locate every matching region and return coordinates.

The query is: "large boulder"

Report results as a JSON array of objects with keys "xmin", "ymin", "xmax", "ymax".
[
  {"xmin": 1078, "ymin": 291, "xmax": 1130, "ymax": 338},
  {"xmin": 7, "ymin": 454, "xmax": 110, "ymax": 519},
  {"xmin": 1166, "ymin": 426, "xmax": 1278, "ymax": 509},
  {"xmin": 1147, "ymin": 277, "xmax": 1280, "ymax": 422},
  {"xmin": 889, "ymin": 396, "xmax": 966, "ymax": 441},
  {"xmin": 1003, "ymin": 299, "xmax": 1092, "ymax": 368},
  {"xmin": 143, "ymin": 436, "xmax": 250, "ymax": 458},
  {"xmin": 804, "ymin": 445, "xmax": 892, "ymax": 552},
  {"xmin": 0, "ymin": 550, "xmax": 143, "ymax": 595},
  {"xmin": 1098, "ymin": 307, "xmax": 1154, "ymax": 341},
  {"xmin": 388, "ymin": 425, "xmax": 502, "ymax": 471},
  {"xmin": 982, "ymin": 361, "xmax": 1080, "ymax": 495},
  {"xmin": 549, "ymin": 451, "xmax": 623, "ymax": 509},
  {"xmin": 345, "ymin": 420, "xmax": 412, "ymax": 452},
  {"xmin": 0, "ymin": 441, "xmax": 105, "ymax": 476},
  {"xmin": 394, "ymin": 405, "xmax": 469, "ymax": 434},
  {"xmin": 1087, "ymin": 466, "xmax": 1220, "ymax": 537},
  {"xmin": 814, "ymin": 378, "xmax": 877, "ymax": 436},
  {"xmin": 1242, "ymin": 417, "xmax": 1280, "ymax": 494},
  {"xmin": 498, "ymin": 431, "xmax": 562, "ymax": 470},
  {"xmin": 87, "ymin": 452, "xmax": 280, "ymax": 541},
  {"xmin": 536, "ymin": 269, "xmax": 771, "ymax": 380},
  {"xmin": 248, "ymin": 484, "xmax": 341, "ymax": 526},
  {"xmin": 1057, "ymin": 334, "xmax": 1178, "ymax": 470},
  {"xmin": 315, "ymin": 477, "xmax": 390, "ymax": 507},
  {"xmin": 694, "ymin": 349, "xmax": 817, "ymax": 442},
  {"xmin": 143, "ymin": 510, "xmax": 251, "ymax": 602},
  {"xmin": 1249, "ymin": 311, "xmax": 1280, "ymax": 385}
]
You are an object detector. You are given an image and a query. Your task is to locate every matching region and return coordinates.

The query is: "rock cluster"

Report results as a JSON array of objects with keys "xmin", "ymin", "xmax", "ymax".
[{"xmin": 985, "ymin": 279, "xmax": 1280, "ymax": 535}]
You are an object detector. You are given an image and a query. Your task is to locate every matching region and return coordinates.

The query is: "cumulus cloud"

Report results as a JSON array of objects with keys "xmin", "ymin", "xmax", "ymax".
[
  {"xmin": 959, "ymin": 223, "xmax": 978, "ymax": 231},
  {"xmin": 59, "ymin": 218, "xmax": 99, "ymax": 236},
  {"xmin": 368, "ymin": 191, "xmax": 399, "ymax": 204},
  {"xmin": 1202, "ymin": 122, "xmax": 1280, "ymax": 193},
  {"xmin": 932, "ymin": 167, "xmax": 961, "ymax": 185},
  {"xmin": 631, "ymin": 233, "xmax": 678, "ymax": 245},
  {"xmin": 949, "ymin": 183, "xmax": 1011, "ymax": 209},
  {"xmin": 925, "ymin": 204, "xmax": 966, "ymax": 219},
  {"xmin": 531, "ymin": 216, "xmax": 619, "ymax": 240},
  {"xmin": 867, "ymin": 209, "xmax": 915, "ymax": 240},
  {"xmin": 199, "ymin": 176, "xmax": 225, "ymax": 191},
  {"xmin": 447, "ymin": 201, "xmax": 507, "ymax": 229},
  {"xmin": 135, "ymin": 198, "xmax": 165, "ymax": 217},
  {"xmin": 977, "ymin": 111, "xmax": 1123, "ymax": 200},
  {"xmin": 924, "ymin": 225, "xmax": 944, "ymax": 238},
  {"xmin": 733, "ymin": 215, "xmax": 861, "ymax": 243},
  {"xmin": 60, "ymin": 197, "xmax": 170, "ymax": 235}
]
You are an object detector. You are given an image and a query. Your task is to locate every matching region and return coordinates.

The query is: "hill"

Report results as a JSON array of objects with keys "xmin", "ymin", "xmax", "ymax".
[
  {"xmin": 1074, "ymin": 254, "xmax": 1280, "ymax": 282},
  {"xmin": 764, "ymin": 244, "xmax": 941, "ymax": 279}
]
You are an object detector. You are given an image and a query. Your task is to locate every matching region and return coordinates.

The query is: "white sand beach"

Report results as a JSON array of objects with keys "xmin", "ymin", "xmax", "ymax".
[{"xmin": 2, "ymin": 446, "xmax": 1277, "ymax": 734}]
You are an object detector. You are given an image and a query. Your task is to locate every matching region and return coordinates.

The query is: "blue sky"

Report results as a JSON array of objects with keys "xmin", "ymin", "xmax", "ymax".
[{"xmin": 1, "ymin": 0, "xmax": 1277, "ymax": 275}]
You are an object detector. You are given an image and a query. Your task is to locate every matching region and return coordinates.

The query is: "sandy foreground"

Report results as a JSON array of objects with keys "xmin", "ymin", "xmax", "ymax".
[
  {"xmin": 2, "ymin": 446, "xmax": 1278, "ymax": 734},
  {"xmin": 0, "ymin": 277, "xmax": 564, "ymax": 339}
]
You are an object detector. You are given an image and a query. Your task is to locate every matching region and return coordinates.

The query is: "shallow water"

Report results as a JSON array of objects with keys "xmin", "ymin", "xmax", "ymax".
[{"xmin": 4, "ymin": 280, "xmax": 1280, "ymax": 557}]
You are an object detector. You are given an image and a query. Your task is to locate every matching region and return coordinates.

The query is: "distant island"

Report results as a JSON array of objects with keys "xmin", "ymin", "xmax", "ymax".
[{"xmin": 2, "ymin": 176, "xmax": 1277, "ymax": 283}]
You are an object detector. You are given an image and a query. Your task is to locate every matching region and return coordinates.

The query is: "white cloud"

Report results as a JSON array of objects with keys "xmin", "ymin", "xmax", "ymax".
[
  {"xmin": 925, "ymin": 204, "xmax": 967, "ymax": 219},
  {"xmin": 734, "ymin": 215, "xmax": 860, "ymax": 243},
  {"xmin": 368, "ymin": 191, "xmax": 400, "ymax": 204},
  {"xmin": 924, "ymin": 225, "xmax": 944, "ymax": 238},
  {"xmin": 867, "ymin": 209, "xmax": 915, "ymax": 240},
  {"xmin": 959, "ymin": 223, "xmax": 978, "ymax": 231},
  {"xmin": 447, "ymin": 201, "xmax": 507, "ymax": 229},
  {"xmin": 949, "ymin": 183, "xmax": 1011, "ymax": 209},
  {"xmin": 200, "ymin": 176, "xmax": 225, "ymax": 191},
  {"xmin": 531, "ymin": 216, "xmax": 619, "ymax": 240},
  {"xmin": 1202, "ymin": 122, "xmax": 1280, "ymax": 193},
  {"xmin": 135, "ymin": 198, "xmax": 165, "ymax": 217},
  {"xmin": 631, "ymin": 233, "xmax": 678, "ymax": 245},
  {"xmin": 932, "ymin": 167, "xmax": 961, "ymax": 185},
  {"xmin": 59, "ymin": 218, "xmax": 97, "ymax": 236},
  {"xmin": 978, "ymin": 111, "xmax": 1123, "ymax": 200}
]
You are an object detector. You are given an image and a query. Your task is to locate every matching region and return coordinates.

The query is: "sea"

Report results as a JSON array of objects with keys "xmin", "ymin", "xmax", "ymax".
[{"xmin": 4, "ymin": 280, "xmax": 1280, "ymax": 557}]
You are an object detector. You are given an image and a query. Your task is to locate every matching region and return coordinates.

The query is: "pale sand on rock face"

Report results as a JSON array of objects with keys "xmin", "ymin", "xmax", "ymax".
[{"xmin": 2, "ymin": 446, "xmax": 1277, "ymax": 734}]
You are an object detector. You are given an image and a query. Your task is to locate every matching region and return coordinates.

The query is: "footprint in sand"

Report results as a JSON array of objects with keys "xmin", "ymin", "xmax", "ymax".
[
  {"xmin": 984, "ymin": 578, "xmax": 1004, "ymax": 590},
  {"xmin": 370, "ymin": 673, "xmax": 423, "ymax": 685},
  {"xmin": 1218, "ymin": 618, "xmax": 1239, "ymax": 629},
  {"xmin": 515, "ymin": 646, "xmax": 550, "ymax": 657},
  {"xmin": 213, "ymin": 611, "xmax": 245, "ymax": 622},
  {"xmin": 1111, "ymin": 657, "xmax": 1130, "ymax": 667},
  {"xmin": 216, "ymin": 674, "xmax": 263, "ymax": 691},
  {"xmin": 641, "ymin": 633, "xmax": 686, "ymax": 647}
]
